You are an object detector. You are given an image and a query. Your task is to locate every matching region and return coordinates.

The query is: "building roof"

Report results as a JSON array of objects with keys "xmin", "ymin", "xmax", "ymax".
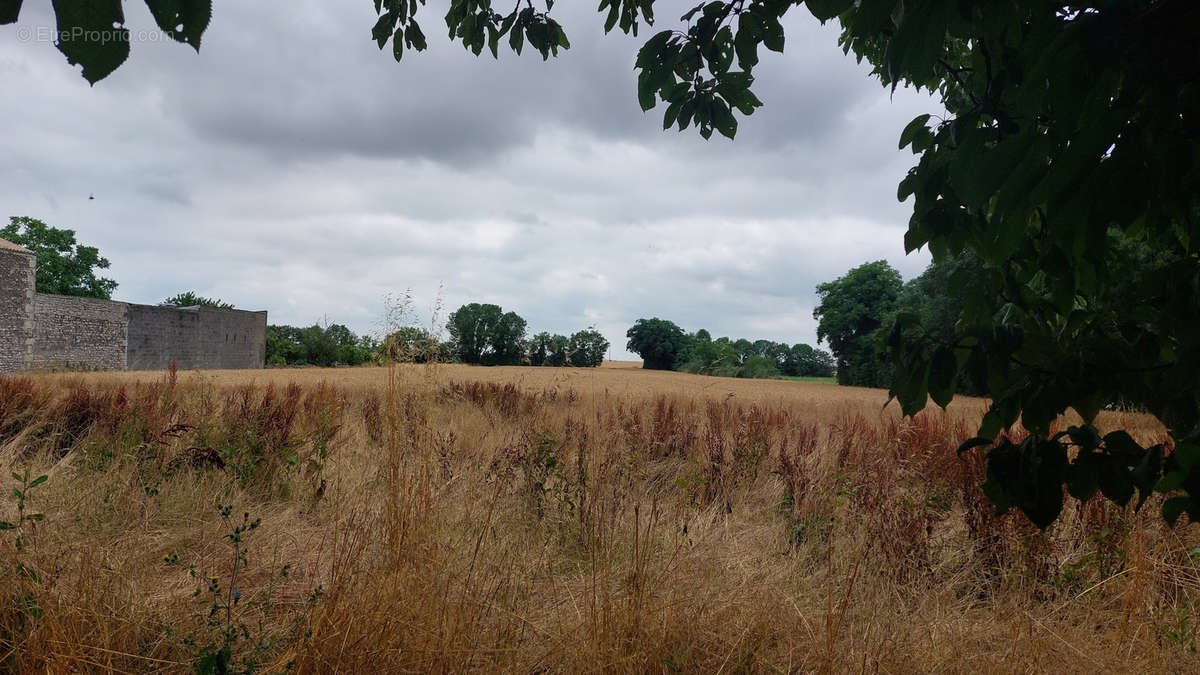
[{"xmin": 0, "ymin": 238, "xmax": 33, "ymax": 254}]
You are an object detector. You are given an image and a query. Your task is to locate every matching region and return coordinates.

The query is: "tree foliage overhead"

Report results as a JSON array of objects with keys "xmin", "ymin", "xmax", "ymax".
[
  {"xmin": 19, "ymin": 1, "xmax": 1200, "ymax": 527},
  {"xmin": 813, "ymin": 260, "xmax": 901, "ymax": 388},
  {"xmin": 161, "ymin": 291, "xmax": 234, "ymax": 309},
  {"xmin": 1, "ymin": 216, "xmax": 118, "ymax": 299},
  {"xmin": 0, "ymin": 0, "xmax": 212, "ymax": 84}
]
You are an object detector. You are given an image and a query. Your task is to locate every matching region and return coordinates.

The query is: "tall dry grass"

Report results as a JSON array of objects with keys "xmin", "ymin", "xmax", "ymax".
[{"xmin": 0, "ymin": 363, "xmax": 1196, "ymax": 673}]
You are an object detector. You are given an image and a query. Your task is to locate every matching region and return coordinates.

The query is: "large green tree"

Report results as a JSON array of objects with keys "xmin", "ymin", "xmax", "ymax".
[
  {"xmin": 626, "ymin": 317, "xmax": 688, "ymax": 370},
  {"xmin": 447, "ymin": 303, "xmax": 528, "ymax": 366},
  {"xmin": 18, "ymin": 1, "xmax": 1200, "ymax": 527},
  {"xmin": 568, "ymin": 327, "xmax": 609, "ymax": 367},
  {"xmin": 813, "ymin": 260, "xmax": 901, "ymax": 388},
  {"xmin": 1, "ymin": 216, "xmax": 118, "ymax": 299}
]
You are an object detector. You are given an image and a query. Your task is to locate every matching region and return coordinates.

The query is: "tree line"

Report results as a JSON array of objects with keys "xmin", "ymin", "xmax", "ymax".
[
  {"xmin": 358, "ymin": 302, "xmax": 611, "ymax": 368},
  {"xmin": 430, "ymin": 302, "xmax": 609, "ymax": 368},
  {"xmin": 624, "ymin": 318, "xmax": 835, "ymax": 380}
]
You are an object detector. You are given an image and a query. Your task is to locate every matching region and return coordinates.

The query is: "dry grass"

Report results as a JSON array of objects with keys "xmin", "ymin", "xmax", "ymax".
[{"xmin": 0, "ymin": 362, "xmax": 1196, "ymax": 673}]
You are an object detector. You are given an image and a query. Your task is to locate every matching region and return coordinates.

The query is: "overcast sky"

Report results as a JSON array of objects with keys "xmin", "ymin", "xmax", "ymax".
[{"xmin": 0, "ymin": 1, "xmax": 937, "ymax": 360}]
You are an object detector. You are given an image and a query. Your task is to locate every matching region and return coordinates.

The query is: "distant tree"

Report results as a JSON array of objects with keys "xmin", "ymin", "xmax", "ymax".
[
  {"xmin": 2, "ymin": 216, "xmax": 117, "ymax": 299},
  {"xmin": 447, "ymin": 303, "xmax": 528, "ymax": 365},
  {"xmin": 731, "ymin": 338, "xmax": 755, "ymax": 365},
  {"xmin": 678, "ymin": 337, "xmax": 739, "ymax": 377},
  {"xmin": 527, "ymin": 332, "xmax": 552, "ymax": 366},
  {"xmin": 814, "ymin": 261, "xmax": 902, "ymax": 388},
  {"xmin": 265, "ymin": 323, "xmax": 375, "ymax": 366},
  {"xmin": 625, "ymin": 318, "xmax": 687, "ymax": 371},
  {"xmin": 161, "ymin": 291, "xmax": 233, "ymax": 309},
  {"xmin": 739, "ymin": 354, "xmax": 780, "ymax": 379},
  {"xmin": 545, "ymin": 334, "xmax": 570, "ymax": 367},
  {"xmin": 782, "ymin": 343, "xmax": 836, "ymax": 378},
  {"xmin": 384, "ymin": 326, "xmax": 442, "ymax": 363},
  {"xmin": 490, "ymin": 311, "xmax": 528, "ymax": 365},
  {"xmin": 265, "ymin": 325, "xmax": 302, "ymax": 366},
  {"xmin": 568, "ymin": 327, "xmax": 609, "ymax": 367}
]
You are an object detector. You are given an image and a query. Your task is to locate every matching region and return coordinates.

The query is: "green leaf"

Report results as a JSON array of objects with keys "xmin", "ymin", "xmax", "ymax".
[
  {"xmin": 637, "ymin": 72, "xmax": 657, "ymax": 111},
  {"xmin": 144, "ymin": 0, "xmax": 212, "ymax": 50},
  {"xmin": 28, "ymin": 475, "xmax": 47, "ymax": 488},
  {"xmin": 711, "ymin": 97, "xmax": 737, "ymax": 139},
  {"xmin": 899, "ymin": 114, "xmax": 931, "ymax": 151},
  {"xmin": 1163, "ymin": 496, "xmax": 1191, "ymax": 526},
  {"xmin": 509, "ymin": 22, "xmax": 524, "ymax": 54},
  {"xmin": 405, "ymin": 19, "xmax": 427, "ymax": 50},
  {"xmin": 0, "ymin": 521, "xmax": 15, "ymax": 530},
  {"xmin": 1131, "ymin": 445, "xmax": 1164, "ymax": 510},
  {"xmin": 372, "ymin": 11, "xmax": 396, "ymax": 48},
  {"xmin": 805, "ymin": 0, "xmax": 851, "ymax": 22},
  {"xmin": 956, "ymin": 436, "xmax": 992, "ymax": 456},
  {"xmin": 761, "ymin": 15, "xmax": 783, "ymax": 52},
  {"xmin": 663, "ymin": 99, "xmax": 682, "ymax": 130},
  {"xmin": 0, "ymin": 0, "xmax": 22, "ymax": 24},
  {"xmin": 927, "ymin": 344, "xmax": 957, "ymax": 408},
  {"xmin": 51, "ymin": 0, "xmax": 131, "ymax": 84},
  {"xmin": 1097, "ymin": 458, "xmax": 1134, "ymax": 507},
  {"xmin": 392, "ymin": 26, "xmax": 404, "ymax": 61},
  {"xmin": 734, "ymin": 12, "xmax": 761, "ymax": 70}
]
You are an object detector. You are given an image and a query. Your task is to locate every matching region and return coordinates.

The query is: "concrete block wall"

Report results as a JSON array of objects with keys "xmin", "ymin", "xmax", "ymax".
[
  {"xmin": 28, "ymin": 294, "xmax": 129, "ymax": 370},
  {"xmin": 125, "ymin": 305, "xmax": 266, "ymax": 370},
  {"xmin": 0, "ymin": 244, "xmax": 35, "ymax": 373},
  {"xmin": 195, "ymin": 306, "xmax": 267, "ymax": 370},
  {"xmin": 126, "ymin": 304, "xmax": 202, "ymax": 370}
]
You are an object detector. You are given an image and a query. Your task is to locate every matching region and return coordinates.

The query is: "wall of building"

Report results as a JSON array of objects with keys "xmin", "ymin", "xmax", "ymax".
[
  {"xmin": 28, "ymin": 293, "xmax": 129, "ymax": 370},
  {"xmin": 0, "ymin": 246, "xmax": 35, "ymax": 373}
]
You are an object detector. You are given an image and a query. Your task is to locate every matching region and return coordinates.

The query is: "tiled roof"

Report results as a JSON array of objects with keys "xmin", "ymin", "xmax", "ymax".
[{"xmin": 0, "ymin": 238, "xmax": 32, "ymax": 254}]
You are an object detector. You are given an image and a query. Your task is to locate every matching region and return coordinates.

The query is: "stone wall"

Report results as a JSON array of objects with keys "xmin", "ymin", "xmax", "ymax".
[
  {"xmin": 126, "ymin": 304, "xmax": 201, "ymax": 370},
  {"xmin": 0, "ymin": 245, "xmax": 35, "ymax": 372},
  {"xmin": 0, "ymin": 236, "xmax": 267, "ymax": 373},
  {"xmin": 28, "ymin": 294, "xmax": 129, "ymax": 370}
]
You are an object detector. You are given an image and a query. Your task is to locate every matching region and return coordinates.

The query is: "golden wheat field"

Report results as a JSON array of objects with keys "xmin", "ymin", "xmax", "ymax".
[{"xmin": 0, "ymin": 362, "xmax": 1197, "ymax": 673}]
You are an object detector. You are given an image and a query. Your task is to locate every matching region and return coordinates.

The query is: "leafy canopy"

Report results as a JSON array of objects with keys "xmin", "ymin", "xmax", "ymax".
[
  {"xmin": 813, "ymin": 260, "xmax": 900, "ymax": 388},
  {"xmin": 162, "ymin": 291, "xmax": 234, "ymax": 309},
  {"xmin": 19, "ymin": 1, "xmax": 1200, "ymax": 527},
  {"xmin": 1, "ymin": 216, "xmax": 118, "ymax": 299},
  {"xmin": 568, "ymin": 327, "xmax": 609, "ymax": 368},
  {"xmin": 626, "ymin": 317, "xmax": 687, "ymax": 371},
  {"xmin": 447, "ymin": 303, "xmax": 528, "ymax": 366}
]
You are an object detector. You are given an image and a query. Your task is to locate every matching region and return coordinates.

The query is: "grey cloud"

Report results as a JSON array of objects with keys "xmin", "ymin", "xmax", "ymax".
[{"xmin": 0, "ymin": 0, "xmax": 941, "ymax": 360}]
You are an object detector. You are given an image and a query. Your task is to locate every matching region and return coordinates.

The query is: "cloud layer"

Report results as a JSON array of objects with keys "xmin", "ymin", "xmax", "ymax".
[{"xmin": 0, "ymin": 1, "xmax": 937, "ymax": 359}]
